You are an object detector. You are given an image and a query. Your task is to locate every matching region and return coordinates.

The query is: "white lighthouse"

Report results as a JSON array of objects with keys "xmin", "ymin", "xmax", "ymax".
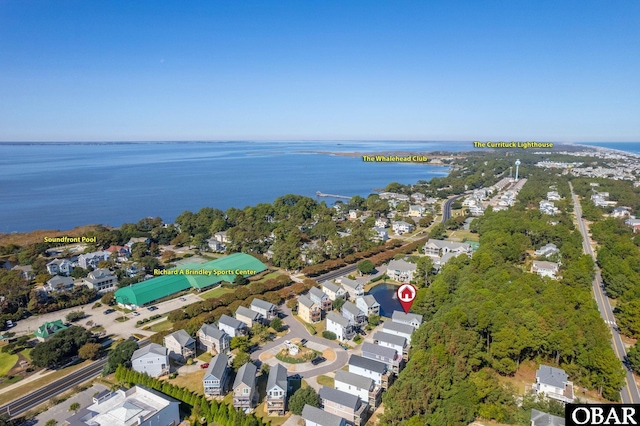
[{"xmin": 515, "ymin": 159, "xmax": 521, "ymax": 181}]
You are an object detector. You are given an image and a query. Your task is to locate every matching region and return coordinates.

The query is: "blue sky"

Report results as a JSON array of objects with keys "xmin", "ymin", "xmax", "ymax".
[{"xmin": 1, "ymin": 1, "xmax": 638, "ymax": 142}]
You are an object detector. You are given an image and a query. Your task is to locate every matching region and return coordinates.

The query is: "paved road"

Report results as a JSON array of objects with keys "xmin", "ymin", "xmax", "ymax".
[
  {"xmin": 0, "ymin": 340, "xmax": 150, "ymax": 418},
  {"xmin": 569, "ymin": 182, "xmax": 640, "ymax": 403},
  {"xmin": 251, "ymin": 305, "xmax": 349, "ymax": 378},
  {"xmin": 442, "ymin": 193, "xmax": 468, "ymax": 222}
]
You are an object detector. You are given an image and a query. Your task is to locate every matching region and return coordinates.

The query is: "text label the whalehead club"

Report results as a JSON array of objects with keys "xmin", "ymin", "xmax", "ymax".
[{"xmin": 566, "ymin": 404, "xmax": 640, "ymax": 425}]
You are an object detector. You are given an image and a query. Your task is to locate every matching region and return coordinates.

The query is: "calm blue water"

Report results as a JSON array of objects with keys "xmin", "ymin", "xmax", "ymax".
[
  {"xmin": 0, "ymin": 141, "xmax": 472, "ymax": 233},
  {"xmin": 369, "ymin": 283, "xmax": 402, "ymax": 317},
  {"xmin": 579, "ymin": 142, "xmax": 640, "ymax": 155}
]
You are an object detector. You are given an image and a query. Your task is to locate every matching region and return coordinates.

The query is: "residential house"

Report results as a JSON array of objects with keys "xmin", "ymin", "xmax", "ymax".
[
  {"xmin": 82, "ymin": 268, "xmax": 118, "ymax": 293},
  {"xmin": 348, "ymin": 355, "xmax": 391, "ymax": 389},
  {"xmin": 534, "ymin": 243, "xmax": 560, "ymax": 257},
  {"xmin": 382, "ymin": 321, "xmax": 414, "ymax": 343},
  {"xmin": 534, "ymin": 365, "xmax": 574, "ymax": 403},
  {"xmin": 46, "ymin": 258, "xmax": 73, "ymax": 276},
  {"xmin": 410, "ymin": 192, "xmax": 426, "ymax": 202},
  {"xmin": 233, "ymin": 362, "xmax": 258, "ymax": 410},
  {"xmin": 250, "ymin": 298, "xmax": 277, "ymax": 321},
  {"xmin": 408, "ymin": 205, "xmax": 425, "ymax": 218},
  {"xmin": 530, "ymin": 409, "xmax": 565, "ymax": 426},
  {"xmin": 391, "ymin": 221, "xmax": 414, "ymax": 235},
  {"xmin": 125, "ymin": 237, "xmax": 150, "ymax": 250},
  {"xmin": 531, "ymin": 260, "xmax": 560, "ymax": 279},
  {"xmin": 298, "ymin": 295, "xmax": 322, "ymax": 323},
  {"xmin": 339, "ymin": 277, "xmax": 364, "ymax": 300},
  {"xmin": 309, "ymin": 287, "xmax": 333, "ymax": 311},
  {"xmin": 342, "ymin": 301, "xmax": 367, "ymax": 328},
  {"xmin": 547, "ymin": 191, "xmax": 561, "ymax": 201},
  {"xmin": 391, "ymin": 311, "xmax": 423, "ymax": 329},
  {"xmin": 302, "ymin": 404, "xmax": 346, "ymax": 426},
  {"xmin": 164, "ymin": 329, "xmax": 196, "ymax": 362},
  {"xmin": 423, "ymin": 240, "xmax": 472, "ymax": 258},
  {"xmin": 131, "ymin": 343, "xmax": 169, "ymax": 377},
  {"xmin": 355, "ymin": 295, "xmax": 380, "ymax": 316},
  {"xmin": 105, "ymin": 245, "xmax": 130, "ymax": 261},
  {"xmin": 34, "ymin": 319, "xmax": 68, "ymax": 342},
  {"xmin": 361, "ymin": 342, "xmax": 402, "ymax": 373},
  {"xmin": 373, "ymin": 331, "xmax": 408, "ymax": 360},
  {"xmin": 326, "ymin": 311, "xmax": 355, "ymax": 341},
  {"xmin": 372, "ymin": 227, "xmax": 389, "ymax": 242},
  {"xmin": 374, "ymin": 217, "xmax": 389, "ymax": 228},
  {"xmin": 218, "ymin": 314, "xmax": 248, "ymax": 337},
  {"xmin": 235, "ymin": 306, "xmax": 263, "ymax": 328},
  {"xmin": 386, "ymin": 259, "xmax": 417, "ymax": 283},
  {"xmin": 322, "ymin": 281, "xmax": 347, "ymax": 301},
  {"xmin": 319, "ymin": 386, "xmax": 369, "ymax": 426},
  {"xmin": 214, "ymin": 231, "xmax": 230, "ymax": 244},
  {"xmin": 206, "ymin": 238, "xmax": 225, "ymax": 252},
  {"xmin": 612, "ymin": 207, "xmax": 631, "ymax": 218},
  {"xmin": 266, "ymin": 363, "xmax": 288, "ymax": 416},
  {"xmin": 203, "ymin": 354, "xmax": 231, "ymax": 396},
  {"xmin": 63, "ymin": 385, "xmax": 180, "ymax": 426},
  {"xmin": 539, "ymin": 200, "xmax": 559, "ymax": 215},
  {"xmin": 334, "ymin": 369, "xmax": 382, "ymax": 408},
  {"xmin": 11, "ymin": 265, "xmax": 34, "ymax": 281},
  {"xmin": 45, "ymin": 275, "xmax": 74, "ymax": 293},
  {"xmin": 77, "ymin": 251, "xmax": 110, "ymax": 269},
  {"xmin": 197, "ymin": 323, "xmax": 230, "ymax": 354}
]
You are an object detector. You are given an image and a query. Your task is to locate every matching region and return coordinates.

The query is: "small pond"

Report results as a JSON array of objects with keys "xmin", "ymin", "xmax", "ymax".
[{"xmin": 368, "ymin": 283, "xmax": 402, "ymax": 317}]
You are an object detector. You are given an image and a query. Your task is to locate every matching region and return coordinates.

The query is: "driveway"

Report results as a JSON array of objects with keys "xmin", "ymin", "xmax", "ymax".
[
  {"xmin": 251, "ymin": 305, "xmax": 349, "ymax": 378},
  {"xmin": 31, "ymin": 383, "xmax": 108, "ymax": 426}
]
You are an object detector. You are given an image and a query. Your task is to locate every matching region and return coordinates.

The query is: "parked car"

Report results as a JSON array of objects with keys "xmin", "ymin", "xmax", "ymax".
[
  {"xmin": 128, "ymin": 336, "xmax": 139, "ymax": 342},
  {"xmin": 132, "ymin": 312, "xmax": 140, "ymax": 316},
  {"xmin": 147, "ymin": 306, "xmax": 158, "ymax": 311},
  {"xmin": 311, "ymin": 356, "xmax": 326, "ymax": 365},
  {"xmin": 200, "ymin": 363, "xmax": 210, "ymax": 369},
  {"xmin": 179, "ymin": 297, "xmax": 187, "ymax": 301},
  {"xmin": 104, "ymin": 309, "xmax": 115, "ymax": 314},
  {"xmin": 300, "ymin": 339, "xmax": 308, "ymax": 346}
]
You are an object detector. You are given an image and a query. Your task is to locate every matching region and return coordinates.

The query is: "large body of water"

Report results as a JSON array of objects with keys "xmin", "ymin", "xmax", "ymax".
[
  {"xmin": 0, "ymin": 141, "xmax": 474, "ymax": 233},
  {"xmin": 580, "ymin": 142, "xmax": 640, "ymax": 154}
]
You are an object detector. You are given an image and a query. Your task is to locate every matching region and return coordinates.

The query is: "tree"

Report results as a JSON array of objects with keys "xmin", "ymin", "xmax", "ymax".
[
  {"xmin": 103, "ymin": 339, "xmax": 138, "ymax": 374},
  {"xmin": 429, "ymin": 223, "xmax": 447, "ymax": 240},
  {"xmin": 101, "ymin": 291, "xmax": 115, "ymax": 305},
  {"xmin": 357, "ymin": 260, "xmax": 375, "ymax": 275},
  {"xmin": 414, "ymin": 256, "xmax": 435, "ymax": 288},
  {"xmin": 230, "ymin": 336, "xmax": 250, "ymax": 352},
  {"xmin": 78, "ymin": 343, "xmax": 102, "ymax": 360},
  {"xmin": 368, "ymin": 314, "xmax": 381, "ymax": 327},
  {"xmin": 233, "ymin": 274, "xmax": 249, "ymax": 286},
  {"xmin": 45, "ymin": 420, "xmax": 58, "ymax": 426},
  {"xmin": 270, "ymin": 317, "xmax": 284, "ymax": 332},
  {"xmin": 628, "ymin": 343, "xmax": 640, "ymax": 374},
  {"xmin": 332, "ymin": 297, "xmax": 346, "ymax": 311},
  {"xmin": 69, "ymin": 402, "xmax": 80, "ymax": 413},
  {"xmin": 289, "ymin": 387, "xmax": 320, "ymax": 415},
  {"xmin": 322, "ymin": 331, "xmax": 337, "ymax": 340},
  {"xmin": 70, "ymin": 267, "xmax": 89, "ymax": 279},
  {"xmin": 232, "ymin": 352, "xmax": 251, "ymax": 371},
  {"xmin": 66, "ymin": 311, "xmax": 85, "ymax": 322}
]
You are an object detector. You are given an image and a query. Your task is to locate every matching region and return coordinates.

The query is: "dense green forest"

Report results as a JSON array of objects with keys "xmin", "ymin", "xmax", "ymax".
[{"xmin": 381, "ymin": 174, "xmax": 624, "ymax": 425}]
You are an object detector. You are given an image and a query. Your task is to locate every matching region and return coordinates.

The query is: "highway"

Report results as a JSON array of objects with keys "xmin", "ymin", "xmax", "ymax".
[
  {"xmin": 569, "ymin": 182, "xmax": 640, "ymax": 403},
  {"xmin": 0, "ymin": 340, "xmax": 149, "ymax": 418}
]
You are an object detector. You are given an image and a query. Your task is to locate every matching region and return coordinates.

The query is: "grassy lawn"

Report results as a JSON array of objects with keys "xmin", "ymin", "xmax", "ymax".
[
  {"xmin": 149, "ymin": 320, "xmax": 173, "ymax": 332},
  {"xmin": 168, "ymin": 369, "xmax": 205, "ymax": 395},
  {"xmin": 197, "ymin": 352, "xmax": 213, "ymax": 362},
  {"xmin": 0, "ymin": 359, "xmax": 93, "ymax": 406},
  {"xmin": 447, "ymin": 229, "xmax": 479, "ymax": 242},
  {"xmin": 252, "ymin": 271, "xmax": 281, "ymax": 283},
  {"xmin": 115, "ymin": 316, "xmax": 130, "ymax": 323},
  {"xmin": 316, "ymin": 375, "xmax": 334, "ymax": 388},
  {"xmin": 0, "ymin": 352, "xmax": 18, "ymax": 376},
  {"xmin": 20, "ymin": 348, "xmax": 32, "ymax": 361},
  {"xmin": 275, "ymin": 347, "xmax": 320, "ymax": 364},
  {"xmin": 200, "ymin": 286, "xmax": 235, "ymax": 300},
  {"xmin": 293, "ymin": 315, "xmax": 325, "ymax": 336}
]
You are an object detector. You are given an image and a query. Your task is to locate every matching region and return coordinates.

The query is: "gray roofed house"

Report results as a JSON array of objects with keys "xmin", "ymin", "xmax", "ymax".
[
  {"xmin": 532, "ymin": 260, "xmax": 560, "ymax": 279},
  {"xmin": 355, "ymin": 295, "xmax": 380, "ymax": 316},
  {"xmin": 423, "ymin": 239, "xmax": 472, "ymax": 257},
  {"xmin": 340, "ymin": 277, "xmax": 364, "ymax": 299},
  {"xmin": 266, "ymin": 363, "xmax": 288, "ymax": 416},
  {"xmin": 361, "ymin": 342, "xmax": 401, "ymax": 373},
  {"xmin": 530, "ymin": 409, "xmax": 565, "ymax": 426},
  {"xmin": 82, "ymin": 268, "xmax": 118, "ymax": 293},
  {"xmin": 535, "ymin": 365, "xmax": 574, "ymax": 403},
  {"xmin": 391, "ymin": 311, "xmax": 423, "ymax": 329},
  {"xmin": 45, "ymin": 275, "xmax": 75, "ymax": 293},
  {"xmin": 334, "ymin": 369, "xmax": 381, "ymax": 407},
  {"xmin": 342, "ymin": 301, "xmax": 367, "ymax": 327},
  {"xmin": 218, "ymin": 314, "xmax": 248, "ymax": 337},
  {"xmin": 233, "ymin": 362, "xmax": 258, "ymax": 409},
  {"xmin": 534, "ymin": 243, "xmax": 560, "ymax": 257},
  {"xmin": 373, "ymin": 331, "xmax": 408, "ymax": 360},
  {"xmin": 319, "ymin": 386, "xmax": 369, "ymax": 426},
  {"xmin": 321, "ymin": 280, "xmax": 347, "ymax": 301},
  {"xmin": 298, "ymin": 294, "xmax": 321, "ymax": 323},
  {"xmin": 164, "ymin": 330, "xmax": 196, "ymax": 362},
  {"xmin": 386, "ymin": 259, "xmax": 417, "ymax": 283},
  {"xmin": 250, "ymin": 298, "xmax": 277, "ymax": 320},
  {"xmin": 309, "ymin": 287, "xmax": 332, "ymax": 310},
  {"xmin": 348, "ymin": 355, "xmax": 389, "ymax": 388},
  {"xmin": 197, "ymin": 323, "xmax": 230, "ymax": 354},
  {"xmin": 131, "ymin": 343, "xmax": 169, "ymax": 377},
  {"xmin": 12, "ymin": 265, "xmax": 34, "ymax": 280},
  {"xmin": 382, "ymin": 321, "xmax": 414, "ymax": 343},
  {"xmin": 302, "ymin": 404, "xmax": 346, "ymax": 426},
  {"xmin": 203, "ymin": 353, "xmax": 230, "ymax": 396},
  {"xmin": 235, "ymin": 306, "xmax": 263, "ymax": 328},
  {"xmin": 326, "ymin": 311, "xmax": 355, "ymax": 341}
]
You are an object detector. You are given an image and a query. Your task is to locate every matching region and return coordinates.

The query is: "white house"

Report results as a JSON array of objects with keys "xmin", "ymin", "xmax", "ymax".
[
  {"xmin": 321, "ymin": 281, "xmax": 347, "ymax": 301},
  {"xmin": 77, "ymin": 251, "xmax": 111, "ymax": 269},
  {"xmin": 326, "ymin": 311, "xmax": 355, "ymax": 341},
  {"xmin": 82, "ymin": 268, "xmax": 118, "ymax": 293},
  {"xmin": 44, "ymin": 275, "xmax": 74, "ymax": 293},
  {"xmin": 218, "ymin": 314, "xmax": 248, "ymax": 337},
  {"xmin": 386, "ymin": 259, "xmax": 417, "ymax": 283},
  {"xmin": 348, "ymin": 355, "xmax": 387, "ymax": 386},
  {"xmin": 131, "ymin": 343, "xmax": 169, "ymax": 378},
  {"xmin": 531, "ymin": 260, "xmax": 559, "ymax": 279},
  {"xmin": 302, "ymin": 404, "xmax": 346, "ymax": 426},
  {"xmin": 408, "ymin": 205, "xmax": 426, "ymax": 217},
  {"xmin": 355, "ymin": 295, "xmax": 380, "ymax": 316},
  {"xmin": 342, "ymin": 301, "xmax": 367, "ymax": 328},
  {"xmin": 534, "ymin": 243, "xmax": 559, "ymax": 257},
  {"xmin": 46, "ymin": 258, "xmax": 73, "ymax": 276},
  {"xmin": 250, "ymin": 298, "xmax": 277, "ymax": 320},
  {"xmin": 339, "ymin": 277, "xmax": 364, "ymax": 300},
  {"xmin": 374, "ymin": 217, "xmax": 389, "ymax": 228},
  {"xmin": 612, "ymin": 207, "xmax": 631, "ymax": 218},
  {"xmin": 391, "ymin": 311, "xmax": 423, "ymax": 329},
  {"xmin": 164, "ymin": 329, "xmax": 196, "ymax": 362},
  {"xmin": 64, "ymin": 385, "xmax": 180, "ymax": 426},
  {"xmin": 266, "ymin": 363, "xmax": 288, "ymax": 416},
  {"xmin": 534, "ymin": 365, "xmax": 574, "ymax": 403},
  {"xmin": 372, "ymin": 227, "xmax": 389, "ymax": 242},
  {"xmin": 197, "ymin": 323, "xmax": 230, "ymax": 354},
  {"xmin": 203, "ymin": 353, "xmax": 230, "ymax": 396},
  {"xmin": 423, "ymin": 240, "xmax": 472, "ymax": 258},
  {"xmin": 391, "ymin": 221, "xmax": 414, "ymax": 235},
  {"xmin": 382, "ymin": 321, "xmax": 414, "ymax": 343},
  {"xmin": 373, "ymin": 331, "xmax": 408, "ymax": 356},
  {"xmin": 334, "ymin": 369, "xmax": 380, "ymax": 408}
]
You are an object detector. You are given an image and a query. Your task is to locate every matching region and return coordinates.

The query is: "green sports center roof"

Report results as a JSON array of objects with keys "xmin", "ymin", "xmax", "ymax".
[{"xmin": 115, "ymin": 252, "xmax": 266, "ymax": 306}]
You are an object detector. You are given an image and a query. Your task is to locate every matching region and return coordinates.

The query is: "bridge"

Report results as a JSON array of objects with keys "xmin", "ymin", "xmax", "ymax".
[{"xmin": 316, "ymin": 191, "xmax": 352, "ymax": 200}]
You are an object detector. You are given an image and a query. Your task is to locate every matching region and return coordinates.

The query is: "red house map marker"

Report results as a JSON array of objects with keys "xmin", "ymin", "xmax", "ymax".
[{"xmin": 397, "ymin": 283, "xmax": 417, "ymax": 313}]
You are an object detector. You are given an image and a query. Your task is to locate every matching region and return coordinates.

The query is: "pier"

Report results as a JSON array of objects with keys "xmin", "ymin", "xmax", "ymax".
[{"xmin": 316, "ymin": 191, "xmax": 352, "ymax": 200}]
